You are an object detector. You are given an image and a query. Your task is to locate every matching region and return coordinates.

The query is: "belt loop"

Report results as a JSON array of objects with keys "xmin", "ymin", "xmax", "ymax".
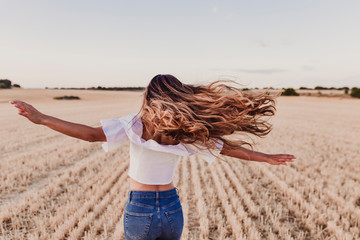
[
  {"xmin": 156, "ymin": 191, "xmax": 159, "ymax": 201},
  {"xmin": 175, "ymin": 187, "xmax": 179, "ymax": 195},
  {"xmin": 127, "ymin": 191, "xmax": 132, "ymax": 203}
]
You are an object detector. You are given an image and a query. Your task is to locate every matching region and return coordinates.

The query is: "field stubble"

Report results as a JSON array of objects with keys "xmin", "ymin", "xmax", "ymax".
[{"xmin": 0, "ymin": 89, "xmax": 359, "ymax": 239}]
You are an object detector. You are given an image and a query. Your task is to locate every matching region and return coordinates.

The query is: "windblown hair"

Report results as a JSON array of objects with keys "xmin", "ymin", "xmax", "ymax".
[{"xmin": 135, "ymin": 74, "xmax": 280, "ymax": 157}]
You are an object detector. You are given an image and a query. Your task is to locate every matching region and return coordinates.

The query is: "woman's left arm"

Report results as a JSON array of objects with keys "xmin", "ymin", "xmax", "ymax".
[{"xmin": 220, "ymin": 143, "xmax": 295, "ymax": 166}]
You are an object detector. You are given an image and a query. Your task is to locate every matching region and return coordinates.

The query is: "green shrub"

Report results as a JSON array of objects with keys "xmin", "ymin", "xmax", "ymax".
[
  {"xmin": 350, "ymin": 87, "xmax": 360, "ymax": 98},
  {"xmin": 53, "ymin": 95, "xmax": 80, "ymax": 100},
  {"xmin": 281, "ymin": 88, "xmax": 299, "ymax": 96}
]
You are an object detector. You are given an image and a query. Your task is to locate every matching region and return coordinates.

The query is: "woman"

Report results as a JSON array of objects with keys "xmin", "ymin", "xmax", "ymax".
[{"xmin": 10, "ymin": 74, "xmax": 295, "ymax": 240}]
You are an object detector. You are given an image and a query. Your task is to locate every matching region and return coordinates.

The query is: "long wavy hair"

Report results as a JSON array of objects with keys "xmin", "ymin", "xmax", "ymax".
[{"xmin": 135, "ymin": 74, "xmax": 280, "ymax": 158}]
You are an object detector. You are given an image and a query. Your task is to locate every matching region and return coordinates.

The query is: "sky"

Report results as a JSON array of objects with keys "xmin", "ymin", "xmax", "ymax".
[{"xmin": 1, "ymin": 0, "xmax": 359, "ymax": 89}]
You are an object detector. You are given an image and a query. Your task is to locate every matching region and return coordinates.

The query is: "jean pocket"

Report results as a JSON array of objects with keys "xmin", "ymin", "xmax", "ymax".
[
  {"xmin": 164, "ymin": 207, "xmax": 184, "ymax": 235},
  {"xmin": 124, "ymin": 210, "xmax": 153, "ymax": 240}
]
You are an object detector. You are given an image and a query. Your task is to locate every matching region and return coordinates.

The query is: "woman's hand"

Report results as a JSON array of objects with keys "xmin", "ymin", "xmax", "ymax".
[
  {"xmin": 259, "ymin": 153, "xmax": 296, "ymax": 166},
  {"xmin": 10, "ymin": 100, "xmax": 46, "ymax": 124}
]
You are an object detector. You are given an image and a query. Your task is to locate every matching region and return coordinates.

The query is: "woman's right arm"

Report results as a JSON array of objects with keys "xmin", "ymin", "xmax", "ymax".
[{"xmin": 10, "ymin": 100, "xmax": 106, "ymax": 142}]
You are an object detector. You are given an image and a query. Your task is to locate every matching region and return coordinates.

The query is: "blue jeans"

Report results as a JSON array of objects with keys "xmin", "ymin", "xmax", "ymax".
[{"xmin": 123, "ymin": 188, "xmax": 184, "ymax": 240}]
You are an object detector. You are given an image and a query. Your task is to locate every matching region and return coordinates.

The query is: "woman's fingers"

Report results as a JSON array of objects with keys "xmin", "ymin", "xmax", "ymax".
[
  {"xmin": 10, "ymin": 100, "xmax": 36, "ymax": 114},
  {"xmin": 268, "ymin": 160, "xmax": 287, "ymax": 166},
  {"xmin": 18, "ymin": 111, "xmax": 28, "ymax": 117},
  {"xmin": 278, "ymin": 158, "xmax": 294, "ymax": 163},
  {"xmin": 272, "ymin": 154, "xmax": 296, "ymax": 161},
  {"xmin": 274, "ymin": 154, "xmax": 296, "ymax": 158},
  {"xmin": 10, "ymin": 100, "xmax": 27, "ymax": 111},
  {"xmin": 266, "ymin": 154, "xmax": 296, "ymax": 165},
  {"xmin": 17, "ymin": 108, "xmax": 29, "ymax": 117},
  {"xmin": 10, "ymin": 100, "xmax": 28, "ymax": 106},
  {"xmin": 280, "ymin": 158, "xmax": 294, "ymax": 162},
  {"xmin": 10, "ymin": 100, "xmax": 23, "ymax": 106}
]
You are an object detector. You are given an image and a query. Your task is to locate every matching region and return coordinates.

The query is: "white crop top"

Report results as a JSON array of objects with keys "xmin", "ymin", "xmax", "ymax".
[{"xmin": 100, "ymin": 113, "xmax": 224, "ymax": 185}]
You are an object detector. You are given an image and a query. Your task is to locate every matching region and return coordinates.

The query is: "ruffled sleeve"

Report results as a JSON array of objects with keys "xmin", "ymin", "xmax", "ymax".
[
  {"xmin": 100, "ymin": 116, "xmax": 132, "ymax": 152},
  {"xmin": 183, "ymin": 139, "xmax": 224, "ymax": 164}
]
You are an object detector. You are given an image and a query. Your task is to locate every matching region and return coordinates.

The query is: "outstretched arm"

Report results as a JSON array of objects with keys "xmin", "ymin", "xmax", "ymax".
[
  {"xmin": 220, "ymin": 142, "xmax": 295, "ymax": 166},
  {"xmin": 10, "ymin": 100, "xmax": 106, "ymax": 142}
]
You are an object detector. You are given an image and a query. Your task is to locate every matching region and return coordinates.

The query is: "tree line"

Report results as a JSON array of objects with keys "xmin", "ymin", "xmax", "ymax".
[
  {"xmin": 1, "ymin": 78, "xmax": 359, "ymax": 98},
  {"xmin": 281, "ymin": 87, "xmax": 360, "ymax": 98},
  {"xmin": 47, "ymin": 86, "xmax": 145, "ymax": 91}
]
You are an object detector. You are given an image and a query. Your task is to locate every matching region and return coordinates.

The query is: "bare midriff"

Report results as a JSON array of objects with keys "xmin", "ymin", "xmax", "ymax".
[
  {"xmin": 129, "ymin": 124, "xmax": 178, "ymax": 191},
  {"xmin": 130, "ymin": 178, "xmax": 175, "ymax": 191}
]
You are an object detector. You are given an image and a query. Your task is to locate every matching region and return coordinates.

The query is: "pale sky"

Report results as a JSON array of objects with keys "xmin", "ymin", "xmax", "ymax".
[{"xmin": 1, "ymin": 0, "xmax": 359, "ymax": 89}]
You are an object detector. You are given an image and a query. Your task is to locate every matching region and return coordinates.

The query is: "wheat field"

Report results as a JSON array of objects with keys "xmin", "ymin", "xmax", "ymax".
[{"xmin": 0, "ymin": 89, "xmax": 359, "ymax": 240}]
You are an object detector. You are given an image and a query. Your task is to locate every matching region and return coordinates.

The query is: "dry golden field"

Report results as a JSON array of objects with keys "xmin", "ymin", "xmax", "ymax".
[{"xmin": 0, "ymin": 89, "xmax": 359, "ymax": 240}]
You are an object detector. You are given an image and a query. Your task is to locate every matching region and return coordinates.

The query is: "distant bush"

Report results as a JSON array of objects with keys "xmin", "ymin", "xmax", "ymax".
[
  {"xmin": 299, "ymin": 86, "xmax": 311, "ymax": 90},
  {"xmin": 88, "ymin": 86, "xmax": 145, "ymax": 91},
  {"xmin": 281, "ymin": 88, "xmax": 299, "ymax": 96},
  {"xmin": 46, "ymin": 86, "xmax": 145, "ymax": 91},
  {"xmin": 0, "ymin": 79, "xmax": 12, "ymax": 88},
  {"xmin": 53, "ymin": 95, "xmax": 80, "ymax": 100},
  {"xmin": 0, "ymin": 82, "xmax": 7, "ymax": 88},
  {"xmin": 350, "ymin": 87, "xmax": 360, "ymax": 98},
  {"xmin": 242, "ymin": 88, "xmax": 249, "ymax": 91},
  {"xmin": 12, "ymin": 84, "xmax": 21, "ymax": 88},
  {"xmin": 315, "ymin": 86, "xmax": 327, "ymax": 90}
]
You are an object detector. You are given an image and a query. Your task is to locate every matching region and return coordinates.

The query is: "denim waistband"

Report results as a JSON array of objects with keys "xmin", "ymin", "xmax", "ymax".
[{"xmin": 128, "ymin": 187, "xmax": 179, "ymax": 199}]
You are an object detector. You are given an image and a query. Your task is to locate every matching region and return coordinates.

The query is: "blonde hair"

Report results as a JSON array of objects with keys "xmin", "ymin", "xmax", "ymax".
[{"xmin": 135, "ymin": 74, "xmax": 280, "ymax": 157}]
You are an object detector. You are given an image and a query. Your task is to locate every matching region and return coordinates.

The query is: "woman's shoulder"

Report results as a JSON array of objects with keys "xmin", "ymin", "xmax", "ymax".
[
  {"xmin": 118, "ymin": 112, "xmax": 140, "ymax": 122},
  {"xmin": 100, "ymin": 112, "xmax": 139, "ymax": 123}
]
